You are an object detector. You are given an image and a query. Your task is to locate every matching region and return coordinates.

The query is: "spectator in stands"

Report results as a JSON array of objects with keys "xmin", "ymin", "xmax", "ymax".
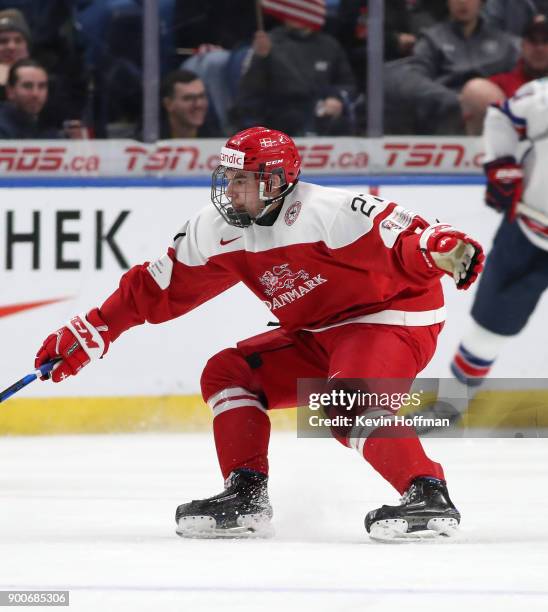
[
  {"xmin": 0, "ymin": 3, "xmax": 90, "ymax": 134},
  {"xmin": 161, "ymin": 69, "xmax": 221, "ymax": 138},
  {"xmin": 76, "ymin": 0, "xmax": 177, "ymax": 137},
  {"xmin": 385, "ymin": 0, "xmax": 518, "ymax": 134},
  {"xmin": 175, "ymin": 0, "xmax": 272, "ymax": 134},
  {"xmin": 234, "ymin": 0, "xmax": 356, "ymax": 136},
  {"xmin": 483, "ymin": 0, "xmax": 548, "ymax": 37},
  {"xmin": 0, "ymin": 57, "xmax": 57, "ymax": 138},
  {"xmin": 0, "ymin": 9, "xmax": 30, "ymax": 100},
  {"xmin": 337, "ymin": 0, "xmax": 417, "ymax": 91},
  {"xmin": 0, "ymin": 0, "xmax": 89, "ymax": 129},
  {"xmin": 76, "ymin": 0, "xmax": 176, "ymax": 73},
  {"xmin": 460, "ymin": 15, "xmax": 548, "ymax": 134}
]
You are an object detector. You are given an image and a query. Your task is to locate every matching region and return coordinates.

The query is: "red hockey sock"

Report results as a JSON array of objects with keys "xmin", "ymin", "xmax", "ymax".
[
  {"xmin": 213, "ymin": 406, "xmax": 271, "ymax": 479},
  {"xmin": 363, "ymin": 426, "xmax": 445, "ymax": 494}
]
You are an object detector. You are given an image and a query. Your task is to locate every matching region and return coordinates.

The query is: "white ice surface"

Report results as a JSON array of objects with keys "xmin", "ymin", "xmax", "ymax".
[{"xmin": 1, "ymin": 433, "xmax": 547, "ymax": 612}]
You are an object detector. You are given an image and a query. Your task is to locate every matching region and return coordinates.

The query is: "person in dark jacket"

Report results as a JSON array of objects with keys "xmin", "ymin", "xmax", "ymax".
[
  {"xmin": 175, "ymin": 1, "xmax": 271, "ymax": 134},
  {"xmin": 233, "ymin": 1, "xmax": 356, "ymax": 136},
  {"xmin": 385, "ymin": 0, "xmax": 518, "ymax": 134},
  {"xmin": 460, "ymin": 15, "xmax": 548, "ymax": 134},
  {"xmin": 0, "ymin": 9, "xmax": 31, "ymax": 101},
  {"xmin": 0, "ymin": 57, "xmax": 57, "ymax": 138},
  {"xmin": 0, "ymin": 2, "xmax": 90, "ymax": 131},
  {"xmin": 337, "ymin": 0, "xmax": 418, "ymax": 91}
]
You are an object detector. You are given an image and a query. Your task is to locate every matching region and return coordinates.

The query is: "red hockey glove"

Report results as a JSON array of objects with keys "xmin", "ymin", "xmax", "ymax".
[
  {"xmin": 35, "ymin": 309, "xmax": 110, "ymax": 383},
  {"xmin": 484, "ymin": 156, "xmax": 523, "ymax": 221},
  {"xmin": 420, "ymin": 224, "xmax": 485, "ymax": 290}
]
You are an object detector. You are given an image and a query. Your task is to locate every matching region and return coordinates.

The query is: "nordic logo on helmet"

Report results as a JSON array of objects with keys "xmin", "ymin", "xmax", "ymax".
[{"xmin": 219, "ymin": 147, "xmax": 245, "ymax": 169}]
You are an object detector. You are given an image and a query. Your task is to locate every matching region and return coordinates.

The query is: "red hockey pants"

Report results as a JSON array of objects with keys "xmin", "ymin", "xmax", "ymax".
[{"xmin": 200, "ymin": 323, "xmax": 445, "ymax": 494}]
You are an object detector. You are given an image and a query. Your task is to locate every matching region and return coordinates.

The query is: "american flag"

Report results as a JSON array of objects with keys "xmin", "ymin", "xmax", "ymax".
[{"xmin": 261, "ymin": 0, "xmax": 326, "ymax": 31}]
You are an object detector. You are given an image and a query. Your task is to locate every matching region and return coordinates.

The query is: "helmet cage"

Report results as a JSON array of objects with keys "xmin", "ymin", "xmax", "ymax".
[{"xmin": 211, "ymin": 164, "xmax": 295, "ymax": 228}]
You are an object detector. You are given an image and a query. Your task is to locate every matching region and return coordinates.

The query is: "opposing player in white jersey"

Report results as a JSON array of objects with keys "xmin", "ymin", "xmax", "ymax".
[
  {"xmin": 449, "ymin": 77, "xmax": 548, "ymax": 393},
  {"xmin": 35, "ymin": 127, "xmax": 483, "ymax": 541}
]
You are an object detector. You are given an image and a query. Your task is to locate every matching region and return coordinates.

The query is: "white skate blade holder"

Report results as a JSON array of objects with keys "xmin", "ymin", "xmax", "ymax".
[
  {"xmin": 369, "ymin": 517, "xmax": 459, "ymax": 542},
  {"xmin": 176, "ymin": 514, "xmax": 275, "ymax": 539}
]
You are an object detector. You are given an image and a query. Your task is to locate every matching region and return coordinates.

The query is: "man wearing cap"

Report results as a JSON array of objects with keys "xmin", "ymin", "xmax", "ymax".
[
  {"xmin": 234, "ymin": 0, "xmax": 356, "ymax": 136},
  {"xmin": 460, "ymin": 15, "xmax": 548, "ymax": 134},
  {"xmin": 0, "ymin": 9, "xmax": 31, "ymax": 100}
]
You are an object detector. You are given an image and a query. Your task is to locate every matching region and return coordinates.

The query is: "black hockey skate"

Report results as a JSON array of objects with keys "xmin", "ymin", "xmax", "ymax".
[
  {"xmin": 175, "ymin": 469, "xmax": 273, "ymax": 538},
  {"xmin": 365, "ymin": 477, "xmax": 460, "ymax": 541}
]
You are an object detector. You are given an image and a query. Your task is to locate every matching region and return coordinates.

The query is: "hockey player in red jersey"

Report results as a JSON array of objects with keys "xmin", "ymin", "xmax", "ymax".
[{"xmin": 35, "ymin": 127, "xmax": 484, "ymax": 540}]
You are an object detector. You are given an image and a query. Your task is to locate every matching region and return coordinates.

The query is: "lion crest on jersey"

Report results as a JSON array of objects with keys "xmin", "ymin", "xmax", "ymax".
[{"xmin": 259, "ymin": 264, "xmax": 310, "ymax": 296}]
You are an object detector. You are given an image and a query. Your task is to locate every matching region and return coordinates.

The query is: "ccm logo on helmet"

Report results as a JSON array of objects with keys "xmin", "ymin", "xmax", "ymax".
[
  {"xmin": 220, "ymin": 147, "xmax": 245, "ymax": 169},
  {"xmin": 265, "ymin": 159, "xmax": 283, "ymax": 166}
]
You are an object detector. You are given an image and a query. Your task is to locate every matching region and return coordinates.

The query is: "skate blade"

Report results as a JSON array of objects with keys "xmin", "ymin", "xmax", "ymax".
[
  {"xmin": 369, "ymin": 517, "xmax": 459, "ymax": 542},
  {"xmin": 176, "ymin": 515, "xmax": 274, "ymax": 539}
]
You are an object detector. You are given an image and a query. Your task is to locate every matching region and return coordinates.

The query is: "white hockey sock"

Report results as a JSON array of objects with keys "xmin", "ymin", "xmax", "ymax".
[{"xmin": 451, "ymin": 321, "xmax": 509, "ymax": 385}]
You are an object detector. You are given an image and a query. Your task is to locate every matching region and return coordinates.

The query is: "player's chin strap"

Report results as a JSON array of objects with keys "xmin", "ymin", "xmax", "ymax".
[{"xmin": 254, "ymin": 179, "xmax": 298, "ymax": 221}]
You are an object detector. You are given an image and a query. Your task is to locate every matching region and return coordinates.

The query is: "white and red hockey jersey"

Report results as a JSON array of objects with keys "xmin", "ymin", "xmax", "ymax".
[
  {"xmin": 100, "ymin": 182, "xmax": 446, "ymax": 341},
  {"xmin": 484, "ymin": 77, "xmax": 548, "ymax": 250}
]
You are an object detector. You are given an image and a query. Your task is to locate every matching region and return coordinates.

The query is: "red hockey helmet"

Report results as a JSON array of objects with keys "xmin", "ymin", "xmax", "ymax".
[{"xmin": 211, "ymin": 126, "xmax": 302, "ymax": 227}]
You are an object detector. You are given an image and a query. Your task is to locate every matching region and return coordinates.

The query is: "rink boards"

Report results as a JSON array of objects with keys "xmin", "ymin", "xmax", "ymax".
[{"xmin": 2, "ymin": 178, "xmax": 548, "ymax": 433}]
